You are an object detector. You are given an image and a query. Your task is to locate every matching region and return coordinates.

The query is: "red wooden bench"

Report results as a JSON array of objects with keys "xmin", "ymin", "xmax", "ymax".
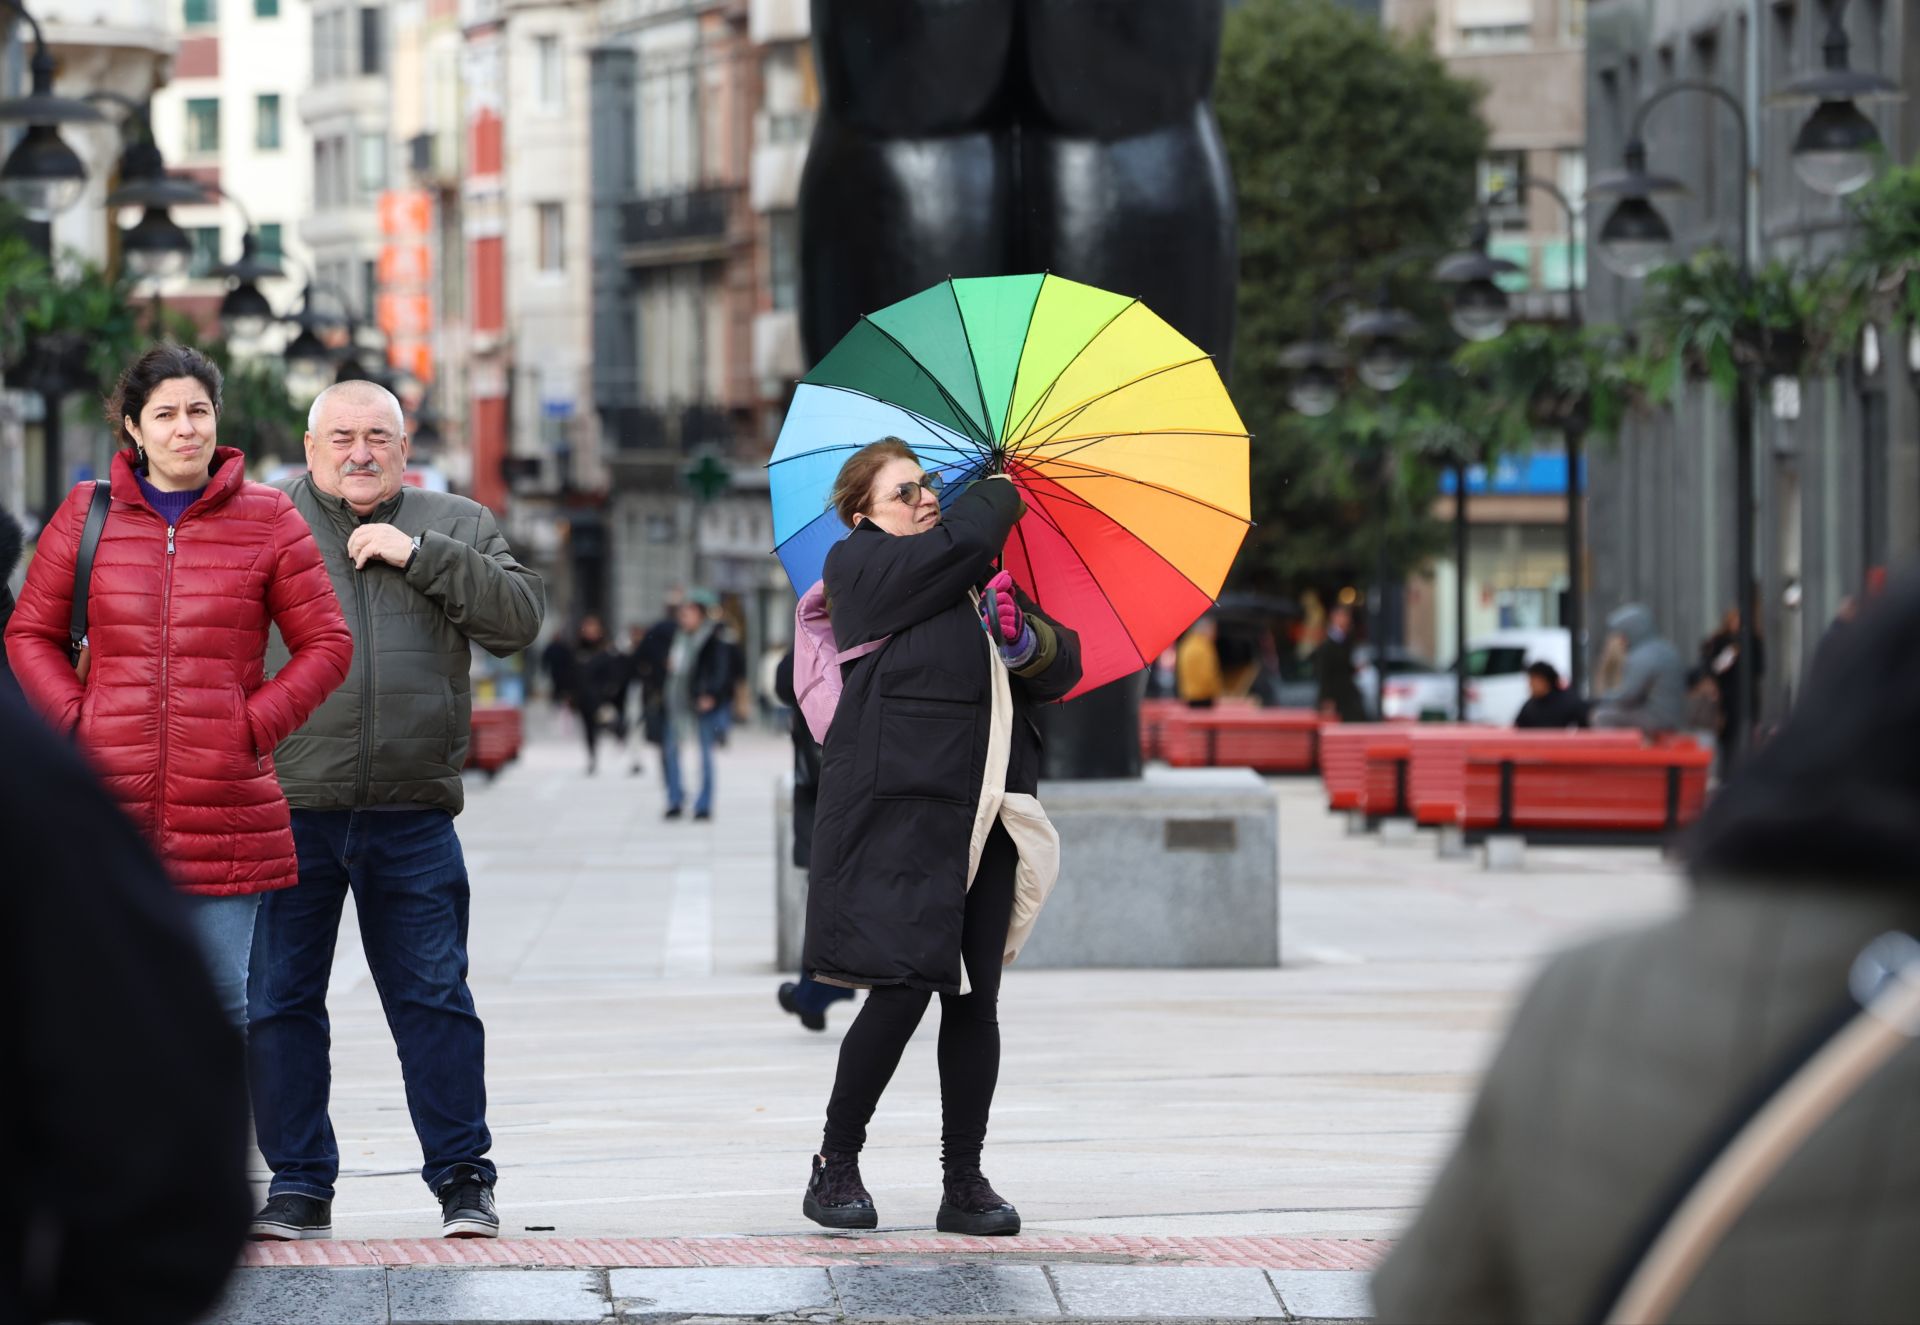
[
  {"xmin": 465, "ymin": 703, "xmax": 524, "ymax": 779},
  {"xmin": 1408, "ymin": 727, "xmax": 1646, "ymax": 829},
  {"xmin": 1158, "ymin": 706, "xmax": 1323, "ymax": 773},
  {"xmin": 1359, "ymin": 731, "xmax": 1415, "ymax": 822},
  {"xmin": 1319, "ymin": 723, "xmax": 1414, "ymax": 812},
  {"xmin": 1462, "ymin": 740, "xmax": 1712, "ymax": 846},
  {"xmin": 1139, "ymin": 695, "xmax": 1257, "ymax": 762}
]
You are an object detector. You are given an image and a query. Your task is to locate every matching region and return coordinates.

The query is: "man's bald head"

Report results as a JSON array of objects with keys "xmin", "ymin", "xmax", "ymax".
[
  {"xmin": 305, "ymin": 380, "xmax": 410, "ymax": 515},
  {"xmin": 309, "ymin": 379, "xmax": 404, "ymax": 435}
]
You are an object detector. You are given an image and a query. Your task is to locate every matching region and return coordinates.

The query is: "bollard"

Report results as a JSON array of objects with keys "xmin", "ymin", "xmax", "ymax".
[
  {"xmin": 1483, "ymin": 835, "xmax": 1526, "ymax": 872},
  {"xmin": 1378, "ymin": 817, "xmax": 1418, "ymax": 845},
  {"xmin": 1435, "ymin": 824, "xmax": 1470, "ymax": 860}
]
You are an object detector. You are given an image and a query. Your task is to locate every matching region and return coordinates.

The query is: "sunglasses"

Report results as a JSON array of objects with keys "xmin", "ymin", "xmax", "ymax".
[{"xmin": 888, "ymin": 471, "xmax": 945, "ymax": 507}]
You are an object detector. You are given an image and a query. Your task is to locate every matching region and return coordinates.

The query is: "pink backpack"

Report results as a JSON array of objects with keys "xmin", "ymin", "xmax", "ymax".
[{"xmin": 793, "ymin": 580, "xmax": 890, "ymax": 744}]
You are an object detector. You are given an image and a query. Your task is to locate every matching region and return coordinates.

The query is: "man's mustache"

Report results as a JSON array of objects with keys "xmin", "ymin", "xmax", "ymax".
[{"xmin": 342, "ymin": 461, "xmax": 384, "ymax": 476}]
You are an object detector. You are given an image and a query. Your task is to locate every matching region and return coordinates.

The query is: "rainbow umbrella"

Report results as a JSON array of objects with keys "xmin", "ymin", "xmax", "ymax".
[{"xmin": 768, "ymin": 273, "xmax": 1250, "ymax": 700}]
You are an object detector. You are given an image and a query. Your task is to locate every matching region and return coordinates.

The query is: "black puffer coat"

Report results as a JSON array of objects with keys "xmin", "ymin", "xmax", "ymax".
[{"xmin": 805, "ymin": 478, "xmax": 1081, "ymax": 994}]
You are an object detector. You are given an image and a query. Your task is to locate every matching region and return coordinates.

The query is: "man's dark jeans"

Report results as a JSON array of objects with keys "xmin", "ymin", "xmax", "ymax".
[{"xmin": 247, "ymin": 807, "xmax": 495, "ymax": 1199}]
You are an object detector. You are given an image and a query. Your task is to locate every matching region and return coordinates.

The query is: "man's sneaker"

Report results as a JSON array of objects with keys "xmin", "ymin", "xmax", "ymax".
[
  {"xmin": 249, "ymin": 1193, "xmax": 332, "ymax": 1241},
  {"xmin": 438, "ymin": 1171, "xmax": 500, "ymax": 1239},
  {"xmin": 802, "ymin": 1151, "xmax": 878, "ymax": 1230},
  {"xmin": 936, "ymin": 1169, "xmax": 1020, "ymax": 1237}
]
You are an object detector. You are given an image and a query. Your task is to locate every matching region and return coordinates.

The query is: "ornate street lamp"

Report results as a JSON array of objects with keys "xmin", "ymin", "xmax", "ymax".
[
  {"xmin": 1588, "ymin": 141, "xmax": 1687, "ymax": 278},
  {"xmin": 0, "ymin": 1, "xmax": 105, "ymax": 221},
  {"xmin": 1770, "ymin": 0, "xmax": 1903, "ymax": 197},
  {"xmin": 1343, "ymin": 304, "xmax": 1421, "ymax": 393},
  {"xmin": 1433, "ymin": 220, "xmax": 1522, "ymax": 342},
  {"xmin": 1278, "ymin": 339, "xmax": 1345, "ymax": 417}
]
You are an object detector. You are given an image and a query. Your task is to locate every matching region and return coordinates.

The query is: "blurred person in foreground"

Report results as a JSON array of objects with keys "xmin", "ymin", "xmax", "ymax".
[
  {"xmin": 1589, "ymin": 603, "xmax": 1687, "ymax": 735},
  {"xmin": 246, "ymin": 380, "xmax": 544, "ymax": 1242},
  {"xmin": 2, "ymin": 688, "xmax": 249, "ymax": 1325},
  {"xmin": 1373, "ymin": 564, "xmax": 1920, "ymax": 1323},
  {"xmin": 1513, "ymin": 661, "xmax": 1587, "ymax": 730}
]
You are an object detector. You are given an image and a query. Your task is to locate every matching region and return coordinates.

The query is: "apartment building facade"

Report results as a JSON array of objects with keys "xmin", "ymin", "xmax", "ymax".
[{"xmin": 1585, "ymin": 0, "xmax": 1917, "ymax": 712}]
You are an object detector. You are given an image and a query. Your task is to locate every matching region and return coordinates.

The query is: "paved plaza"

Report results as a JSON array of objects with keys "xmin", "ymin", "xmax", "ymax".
[{"xmin": 203, "ymin": 713, "xmax": 1685, "ymax": 1321}]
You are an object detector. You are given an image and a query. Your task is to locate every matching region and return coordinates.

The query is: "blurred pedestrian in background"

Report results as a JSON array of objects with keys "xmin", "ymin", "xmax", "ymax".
[
  {"xmin": 631, "ymin": 591, "xmax": 681, "ymax": 773},
  {"xmin": 539, "ymin": 629, "xmax": 577, "ymax": 719},
  {"xmin": 3, "ymin": 688, "xmax": 252, "ymax": 1325},
  {"xmin": 0, "ymin": 504, "xmax": 22, "ymax": 698},
  {"xmin": 1700, "ymin": 603, "xmax": 1763, "ymax": 758},
  {"xmin": 247, "ymin": 379, "xmax": 544, "ymax": 1244},
  {"xmin": 1590, "ymin": 604, "xmax": 1687, "ymax": 735},
  {"xmin": 1314, "ymin": 604, "xmax": 1365, "ymax": 721},
  {"xmin": 5, "ymin": 345, "xmax": 351, "ymax": 1031},
  {"xmin": 570, "ymin": 614, "xmax": 628, "ymax": 775},
  {"xmin": 1373, "ymin": 564, "xmax": 1920, "ymax": 1323},
  {"xmin": 799, "ymin": 441, "xmax": 1081, "ymax": 1238},
  {"xmin": 1513, "ymin": 661, "xmax": 1587, "ymax": 729},
  {"xmin": 1176, "ymin": 614, "xmax": 1222, "ymax": 708},
  {"xmin": 661, "ymin": 590, "xmax": 734, "ymax": 821},
  {"xmin": 773, "ymin": 646, "xmax": 855, "ymax": 1033}
]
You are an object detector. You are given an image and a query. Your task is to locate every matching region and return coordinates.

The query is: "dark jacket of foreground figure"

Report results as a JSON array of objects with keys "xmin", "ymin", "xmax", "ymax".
[
  {"xmin": 1, "ymin": 691, "xmax": 249, "ymax": 1325},
  {"xmin": 1373, "ymin": 565, "xmax": 1920, "ymax": 1324},
  {"xmin": 804, "ymin": 478, "xmax": 1081, "ymax": 994}
]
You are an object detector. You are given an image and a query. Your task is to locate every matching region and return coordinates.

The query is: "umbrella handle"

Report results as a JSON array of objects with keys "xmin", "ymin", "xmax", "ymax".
[{"xmin": 983, "ymin": 587, "xmax": 1001, "ymax": 642}]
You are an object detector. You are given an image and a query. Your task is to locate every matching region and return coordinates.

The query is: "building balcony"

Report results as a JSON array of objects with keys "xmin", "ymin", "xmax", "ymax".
[
  {"xmin": 602, "ymin": 402, "xmax": 737, "ymax": 457},
  {"xmin": 298, "ymin": 76, "xmax": 389, "ymax": 128},
  {"xmin": 620, "ymin": 187, "xmax": 741, "ymax": 266}
]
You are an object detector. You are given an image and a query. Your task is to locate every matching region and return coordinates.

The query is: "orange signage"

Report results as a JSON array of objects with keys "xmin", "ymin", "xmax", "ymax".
[
  {"xmin": 378, "ymin": 245, "xmax": 431, "ymax": 286},
  {"xmin": 379, "ymin": 190, "xmax": 434, "ymax": 239}
]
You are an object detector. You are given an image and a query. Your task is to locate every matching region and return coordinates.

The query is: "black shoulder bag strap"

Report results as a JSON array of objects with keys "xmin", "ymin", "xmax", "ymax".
[{"xmin": 68, "ymin": 479, "xmax": 112, "ymax": 656}]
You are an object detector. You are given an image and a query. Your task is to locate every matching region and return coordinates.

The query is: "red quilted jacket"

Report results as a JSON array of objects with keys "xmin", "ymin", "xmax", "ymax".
[{"xmin": 5, "ymin": 448, "xmax": 352, "ymax": 895}]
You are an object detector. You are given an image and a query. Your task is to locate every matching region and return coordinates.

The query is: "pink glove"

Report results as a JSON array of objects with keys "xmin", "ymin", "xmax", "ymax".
[
  {"xmin": 983, "ymin": 570, "xmax": 1022, "ymax": 644},
  {"xmin": 979, "ymin": 570, "xmax": 1038, "ymax": 668}
]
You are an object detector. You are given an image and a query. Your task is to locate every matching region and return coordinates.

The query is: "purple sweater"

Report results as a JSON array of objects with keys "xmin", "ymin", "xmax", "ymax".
[{"xmin": 136, "ymin": 473, "xmax": 205, "ymax": 527}]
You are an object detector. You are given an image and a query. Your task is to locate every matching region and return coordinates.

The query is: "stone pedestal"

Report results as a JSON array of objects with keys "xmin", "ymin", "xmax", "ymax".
[{"xmin": 773, "ymin": 767, "xmax": 1280, "ymax": 969}]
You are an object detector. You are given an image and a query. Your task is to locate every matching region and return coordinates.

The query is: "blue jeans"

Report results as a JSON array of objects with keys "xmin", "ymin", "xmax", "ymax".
[
  {"xmin": 663, "ymin": 709, "xmax": 723, "ymax": 815},
  {"xmin": 246, "ymin": 807, "xmax": 494, "ymax": 1199},
  {"xmin": 185, "ymin": 893, "xmax": 263, "ymax": 1030}
]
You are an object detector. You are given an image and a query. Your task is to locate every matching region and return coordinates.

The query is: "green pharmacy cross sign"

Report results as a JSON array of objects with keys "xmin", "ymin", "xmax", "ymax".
[{"xmin": 684, "ymin": 454, "xmax": 731, "ymax": 503}]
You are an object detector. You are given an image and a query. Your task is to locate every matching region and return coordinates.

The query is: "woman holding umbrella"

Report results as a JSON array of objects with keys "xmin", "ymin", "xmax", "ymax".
[{"xmin": 801, "ymin": 438, "xmax": 1081, "ymax": 1236}]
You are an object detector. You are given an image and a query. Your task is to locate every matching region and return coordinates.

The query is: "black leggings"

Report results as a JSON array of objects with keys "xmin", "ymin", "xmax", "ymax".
[{"xmin": 822, "ymin": 823, "xmax": 1018, "ymax": 1174}]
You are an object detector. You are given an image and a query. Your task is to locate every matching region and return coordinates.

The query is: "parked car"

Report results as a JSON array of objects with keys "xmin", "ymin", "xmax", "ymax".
[
  {"xmin": 1381, "ymin": 628, "xmax": 1573, "ymax": 725},
  {"xmin": 1355, "ymin": 645, "xmax": 1444, "ymax": 720}
]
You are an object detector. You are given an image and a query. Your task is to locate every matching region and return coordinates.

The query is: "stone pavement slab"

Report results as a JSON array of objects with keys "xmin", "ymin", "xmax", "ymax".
[
  {"xmin": 204, "ymin": 1267, "xmax": 388, "ymax": 1325},
  {"xmin": 609, "ymin": 1267, "xmax": 836, "ymax": 1316},
  {"xmin": 830, "ymin": 1263, "xmax": 1061, "ymax": 1318},
  {"xmin": 1047, "ymin": 1265, "xmax": 1283, "ymax": 1318},
  {"xmin": 386, "ymin": 1267, "xmax": 610, "ymax": 1322},
  {"xmin": 1266, "ymin": 1271, "xmax": 1373, "ymax": 1322}
]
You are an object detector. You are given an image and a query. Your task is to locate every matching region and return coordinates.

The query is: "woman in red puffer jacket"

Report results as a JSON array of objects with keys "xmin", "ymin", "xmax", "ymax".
[{"xmin": 6, "ymin": 345, "xmax": 352, "ymax": 1028}]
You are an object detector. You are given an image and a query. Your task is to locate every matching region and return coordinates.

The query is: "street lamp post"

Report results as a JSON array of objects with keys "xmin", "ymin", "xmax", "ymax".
[
  {"xmin": 1590, "ymin": 80, "xmax": 1758, "ymax": 761},
  {"xmin": 0, "ymin": 0, "xmax": 102, "ymax": 224},
  {"xmin": 1438, "ymin": 181, "xmax": 1590, "ymax": 695},
  {"xmin": 1770, "ymin": 0, "xmax": 1903, "ymax": 198}
]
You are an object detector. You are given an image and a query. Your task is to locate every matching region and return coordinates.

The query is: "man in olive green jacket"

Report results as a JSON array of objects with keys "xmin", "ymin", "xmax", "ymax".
[
  {"xmin": 1373, "ymin": 568, "xmax": 1920, "ymax": 1324},
  {"xmin": 246, "ymin": 381, "xmax": 544, "ymax": 1244}
]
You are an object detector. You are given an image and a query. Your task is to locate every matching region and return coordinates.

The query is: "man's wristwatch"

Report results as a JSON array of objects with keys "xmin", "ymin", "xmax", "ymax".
[{"xmin": 404, "ymin": 533, "xmax": 423, "ymax": 571}]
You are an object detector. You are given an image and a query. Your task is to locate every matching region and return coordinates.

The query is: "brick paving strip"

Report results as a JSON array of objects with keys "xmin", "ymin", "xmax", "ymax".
[{"xmin": 241, "ymin": 1233, "xmax": 1387, "ymax": 1270}]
